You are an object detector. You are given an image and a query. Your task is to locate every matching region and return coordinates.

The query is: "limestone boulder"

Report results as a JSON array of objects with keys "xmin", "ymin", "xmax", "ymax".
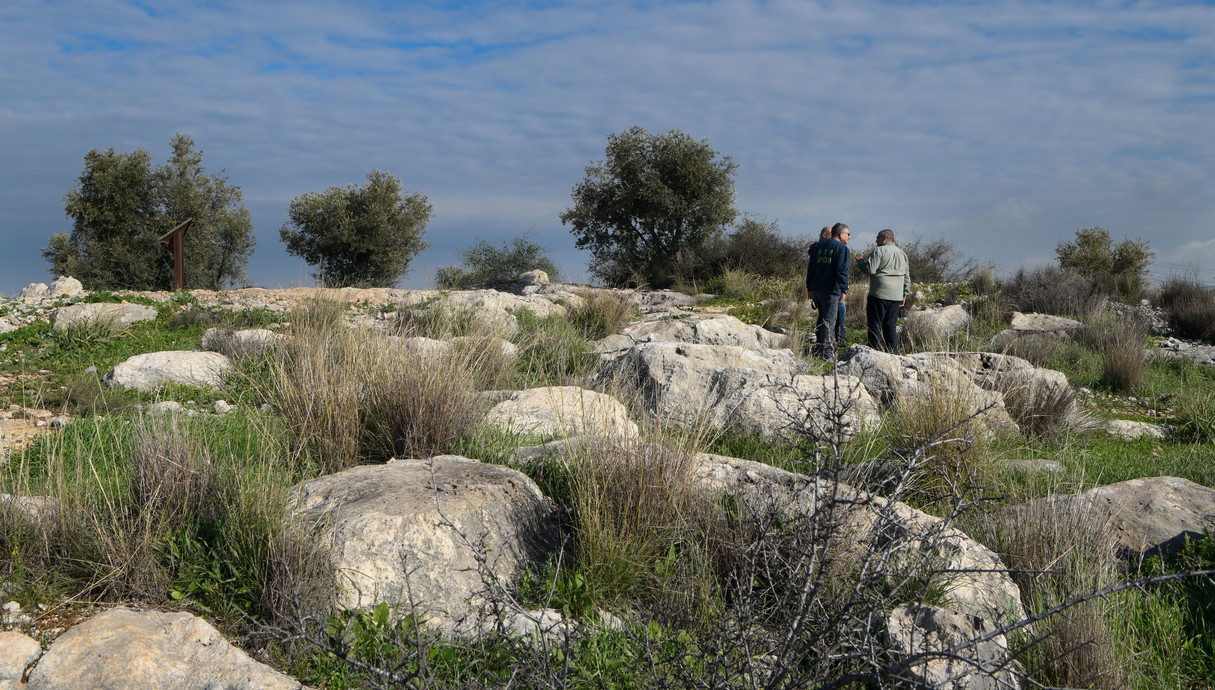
[
  {"xmin": 104, "ymin": 351, "xmax": 232, "ymax": 392},
  {"xmin": 451, "ymin": 336, "xmax": 518, "ymax": 360},
  {"xmin": 19, "ymin": 282, "xmax": 48, "ymax": 303},
  {"xmin": 484, "ymin": 386, "xmax": 638, "ymax": 440},
  {"xmin": 1009, "ymin": 311, "xmax": 1083, "ymax": 333},
  {"xmin": 883, "ymin": 604, "xmax": 1018, "ymax": 690},
  {"xmin": 0, "ymin": 631, "xmax": 41, "ymax": 690},
  {"xmin": 285, "ymin": 456, "xmax": 557, "ymax": 633},
  {"xmin": 0, "ymin": 320, "xmax": 16, "ymax": 335},
  {"xmin": 621, "ymin": 289, "xmax": 699, "ymax": 313},
  {"xmin": 1104, "ymin": 419, "xmax": 1175, "ymax": 440},
  {"xmin": 200, "ymin": 327, "xmax": 284, "ymax": 358},
  {"xmin": 837, "ymin": 347, "xmax": 1020, "ymax": 435},
  {"xmin": 45, "ymin": 276, "xmax": 85, "ymax": 299},
  {"xmin": 691, "ymin": 452, "xmax": 1026, "ymax": 624},
  {"xmin": 599, "ymin": 342, "xmax": 874, "ymax": 441},
  {"xmin": 52, "ymin": 302, "xmax": 158, "ymax": 330},
  {"xmin": 25, "ymin": 607, "xmax": 301, "ymax": 690},
  {"xmin": 396, "ymin": 336, "xmax": 455, "ymax": 357},
  {"xmin": 517, "ymin": 269, "xmax": 550, "ymax": 286},
  {"xmin": 440, "ymin": 288, "xmax": 580, "ymax": 323},
  {"xmin": 905, "ymin": 304, "xmax": 971, "ymax": 339},
  {"xmin": 0, "ymin": 494, "xmax": 60, "ymax": 527},
  {"xmin": 1003, "ymin": 476, "xmax": 1215, "ymax": 562},
  {"xmin": 618, "ymin": 313, "xmax": 788, "ymax": 351}
]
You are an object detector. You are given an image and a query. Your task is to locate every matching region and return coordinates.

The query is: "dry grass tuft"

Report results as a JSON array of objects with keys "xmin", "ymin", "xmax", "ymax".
[
  {"xmin": 1156, "ymin": 273, "xmax": 1215, "ymax": 342},
  {"xmin": 132, "ymin": 416, "xmax": 229, "ymax": 525},
  {"xmin": 971, "ymin": 496, "xmax": 1125, "ymax": 688},
  {"xmin": 888, "ymin": 373, "xmax": 993, "ymax": 497},
  {"xmin": 999, "ymin": 332, "xmax": 1066, "ymax": 367},
  {"xmin": 568, "ymin": 289, "xmax": 635, "ymax": 340},
  {"xmin": 1080, "ymin": 315, "xmax": 1147, "ymax": 394},
  {"xmin": 267, "ymin": 296, "xmax": 496, "ymax": 469},
  {"xmin": 998, "ymin": 376, "xmax": 1095, "ymax": 442}
]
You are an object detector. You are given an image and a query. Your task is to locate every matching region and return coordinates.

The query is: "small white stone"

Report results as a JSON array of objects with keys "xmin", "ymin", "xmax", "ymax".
[{"xmin": 2, "ymin": 601, "xmax": 21, "ymax": 613}]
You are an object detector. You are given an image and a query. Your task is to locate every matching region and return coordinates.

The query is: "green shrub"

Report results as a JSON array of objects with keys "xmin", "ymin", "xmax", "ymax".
[
  {"xmin": 435, "ymin": 233, "xmax": 563, "ymax": 289},
  {"xmin": 707, "ymin": 218, "xmax": 806, "ymax": 279},
  {"xmin": 1056, "ymin": 226, "xmax": 1154, "ymax": 301}
]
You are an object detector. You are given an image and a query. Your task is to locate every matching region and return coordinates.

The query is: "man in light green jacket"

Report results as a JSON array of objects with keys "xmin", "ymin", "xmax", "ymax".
[{"xmin": 855, "ymin": 229, "xmax": 910, "ymax": 353}]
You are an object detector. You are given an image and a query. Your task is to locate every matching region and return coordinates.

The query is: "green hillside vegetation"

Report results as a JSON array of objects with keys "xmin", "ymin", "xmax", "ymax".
[{"xmin": 2, "ymin": 271, "xmax": 1214, "ymax": 688}]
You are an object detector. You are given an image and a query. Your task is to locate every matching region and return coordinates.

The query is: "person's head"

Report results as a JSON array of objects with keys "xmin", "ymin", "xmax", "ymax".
[
  {"xmin": 877, "ymin": 229, "xmax": 895, "ymax": 245},
  {"xmin": 831, "ymin": 223, "xmax": 851, "ymax": 244},
  {"xmin": 819, "ymin": 226, "xmax": 831, "ymax": 241}
]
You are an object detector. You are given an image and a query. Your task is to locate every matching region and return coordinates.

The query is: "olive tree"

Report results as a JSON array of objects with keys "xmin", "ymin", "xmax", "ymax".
[
  {"xmin": 44, "ymin": 133, "xmax": 255, "ymax": 290},
  {"xmin": 560, "ymin": 126, "xmax": 738, "ymax": 287},
  {"xmin": 280, "ymin": 170, "xmax": 432, "ymax": 287}
]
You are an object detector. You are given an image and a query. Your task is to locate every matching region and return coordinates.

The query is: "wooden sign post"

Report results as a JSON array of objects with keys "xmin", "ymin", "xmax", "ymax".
[{"xmin": 158, "ymin": 218, "xmax": 194, "ymax": 291}]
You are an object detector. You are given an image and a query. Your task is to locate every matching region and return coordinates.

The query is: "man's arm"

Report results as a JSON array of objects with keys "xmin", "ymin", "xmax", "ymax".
[{"xmin": 835, "ymin": 245, "xmax": 850, "ymax": 296}]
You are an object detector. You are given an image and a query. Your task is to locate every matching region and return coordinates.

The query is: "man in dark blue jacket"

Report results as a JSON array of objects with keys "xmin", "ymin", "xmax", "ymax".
[{"xmin": 805, "ymin": 223, "xmax": 851, "ymax": 360}]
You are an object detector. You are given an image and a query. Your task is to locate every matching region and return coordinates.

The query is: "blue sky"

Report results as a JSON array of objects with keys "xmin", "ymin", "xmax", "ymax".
[{"xmin": 2, "ymin": 0, "xmax": 1214, "ymax": 295}]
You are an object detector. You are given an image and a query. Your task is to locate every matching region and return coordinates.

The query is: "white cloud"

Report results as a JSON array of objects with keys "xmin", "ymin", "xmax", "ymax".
[{"xmin": 1, "ymin": 0, "xmax": 1213, "ymax": 293}]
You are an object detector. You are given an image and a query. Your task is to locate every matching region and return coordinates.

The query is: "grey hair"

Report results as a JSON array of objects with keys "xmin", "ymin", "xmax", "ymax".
[
  {"xmin": 878, "ymin": 228, "xmax": 895, "ymax": 243},
  {"xmin": 831, "ymin": 223, "xmax": 849, "ymax": 239}
]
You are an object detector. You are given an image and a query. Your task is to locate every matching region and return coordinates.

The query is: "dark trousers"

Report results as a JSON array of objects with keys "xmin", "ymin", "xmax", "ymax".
[
  {"xmin": 866, "ymin": 295, "xmax": 900, "ymax": 353},
  {"xmin": 813, "ymin": 291, "xmax": 841, "ymax": 357}
]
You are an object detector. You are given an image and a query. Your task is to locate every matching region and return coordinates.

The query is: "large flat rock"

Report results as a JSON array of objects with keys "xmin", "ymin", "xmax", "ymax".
[
  {"xmin": 52, "ymin": 302, "xmax": 158, "ymax": 330},
  {"xmin": 26, "ymin": 607, "xmax": 301, "ymax": 690},
  {"xmin": 104, "ymin": 351, "xmax": 232, "ymax": 392},
  {"xmin": 484, "ymin": 386, "xmax": 638, "ymax": 440},
  {"xmin": 1004, "ymin": 476, "xmax": 1215, "ymax": 562}
]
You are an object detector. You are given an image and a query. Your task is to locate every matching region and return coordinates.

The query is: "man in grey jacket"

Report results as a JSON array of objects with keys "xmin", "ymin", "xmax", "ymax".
[{"xmin": 855, "ymin": 229, "xmax": 910, "ymax": 353}]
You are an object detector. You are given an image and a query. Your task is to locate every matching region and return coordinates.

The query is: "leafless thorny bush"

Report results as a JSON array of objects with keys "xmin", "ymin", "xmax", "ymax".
[{"xmin": 625, "ymin": 369, "xmax": 1026, "ymax": 688}]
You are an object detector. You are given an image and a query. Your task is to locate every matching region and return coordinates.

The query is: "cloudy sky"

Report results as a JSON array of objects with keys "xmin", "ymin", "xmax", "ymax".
[{"xmin": 2, "ymin": 0, "xmax": 1213, "ymax": 295}]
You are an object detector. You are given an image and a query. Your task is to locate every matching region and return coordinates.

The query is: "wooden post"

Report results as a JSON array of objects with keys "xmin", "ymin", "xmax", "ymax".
[{"xmin": 158, "ymin": 218, "xmax": 194, "ymax": 291}]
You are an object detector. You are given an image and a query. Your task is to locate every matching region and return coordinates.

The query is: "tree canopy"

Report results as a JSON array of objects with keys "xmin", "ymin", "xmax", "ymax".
[
  {"xmin": 280, "ymin": 170, "xmax": 432, "ymax": 287},
  {"xmin": 44, "ymin": 133, "xmax": 255, "ymax": 290},
  {"xmin": 560, "ymin": 126, "xmax": 738, "ymax": 287}
]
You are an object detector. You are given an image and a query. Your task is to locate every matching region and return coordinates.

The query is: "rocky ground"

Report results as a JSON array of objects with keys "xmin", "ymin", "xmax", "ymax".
[{"xmin": 2, "ymin": 275, "xmax": 1214, "ymax": 688}]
